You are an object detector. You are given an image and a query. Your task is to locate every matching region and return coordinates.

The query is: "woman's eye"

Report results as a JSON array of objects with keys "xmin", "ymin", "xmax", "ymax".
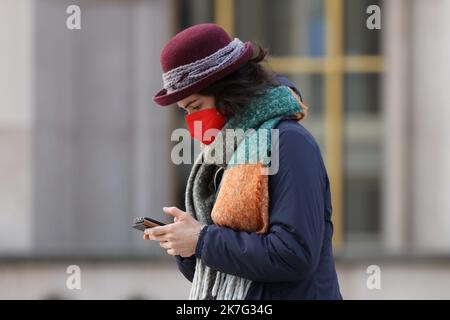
[{"xmin": 192, "ymin": 105, "xmax": 201, "ymax": 111}]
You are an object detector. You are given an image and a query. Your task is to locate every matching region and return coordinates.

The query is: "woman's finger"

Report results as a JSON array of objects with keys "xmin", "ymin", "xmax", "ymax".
[
  {"xmin": 149, "ymin": 233, "xmax": 169, "ymax": 241},
  {"xmin": 163, "ymin": 207, "xmax": 186, "ymax": 220},
  {"xmin": 167, "ymin": 248, "xmax": 177, "ymax": 256},
  {"xmin": 148, "ymin": 225, "xmax": 171, "ymax": 237},
  {"xmin": 144, "ymin": 228, "xmax": 169, "ymax": 241},
  {"xmin": 159, "ymin": 241, "xmax": 171, "ymax": 249}
]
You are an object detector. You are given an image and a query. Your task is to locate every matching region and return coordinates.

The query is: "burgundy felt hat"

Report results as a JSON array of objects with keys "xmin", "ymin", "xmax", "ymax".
[{"xmin": 153, "ymin": 23, "xmax": 253, "ymax": 106}]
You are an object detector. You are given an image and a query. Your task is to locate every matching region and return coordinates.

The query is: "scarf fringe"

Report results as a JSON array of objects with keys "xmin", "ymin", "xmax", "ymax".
[{"xmin": 189, "ymin": 258, "xmax": 252, "ymax": 300}]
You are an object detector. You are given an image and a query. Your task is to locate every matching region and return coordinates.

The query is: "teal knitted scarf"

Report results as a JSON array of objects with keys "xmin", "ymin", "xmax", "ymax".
[{"xmin": 185, "ymin": 86, "xmax": 303, "ymax": 299}]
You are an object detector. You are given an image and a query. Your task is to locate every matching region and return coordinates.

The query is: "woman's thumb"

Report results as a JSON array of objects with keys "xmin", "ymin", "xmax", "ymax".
[{"xmin": 163, "ymin": 206, "xmax": 185, "ymax": 219}]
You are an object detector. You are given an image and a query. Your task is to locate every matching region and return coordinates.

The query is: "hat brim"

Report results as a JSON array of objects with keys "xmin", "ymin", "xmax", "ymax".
[{"xmin": 153, "ymin": 42, "xmax": 253, "ymax": 107}]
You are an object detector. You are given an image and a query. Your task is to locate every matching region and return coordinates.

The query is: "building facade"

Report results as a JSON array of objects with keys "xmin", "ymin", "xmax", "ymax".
[{"xmin": 1, "ymin": 0, "xmax": 450, "ymax": 299}]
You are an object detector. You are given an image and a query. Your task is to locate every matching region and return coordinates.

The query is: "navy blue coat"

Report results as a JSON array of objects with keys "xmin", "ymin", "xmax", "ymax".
[{"xmin": 175, "ymin": 117, "xmax": 342, "ymax": 300}]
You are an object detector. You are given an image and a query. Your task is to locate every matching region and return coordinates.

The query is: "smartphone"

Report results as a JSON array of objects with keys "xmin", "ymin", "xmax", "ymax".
[{"xmin": 132, "ymin": 216, "xmax": 166, "ymax": 232}]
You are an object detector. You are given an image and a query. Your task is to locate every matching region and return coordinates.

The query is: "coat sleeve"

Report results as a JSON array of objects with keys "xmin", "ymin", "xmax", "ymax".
[
  {"xmin": 194, "ymin": 125, "xmax": 326, "ymax": 282},
  {"xmin": 174, "ymin": 255, "xmax": 196, "ymax": 282}
]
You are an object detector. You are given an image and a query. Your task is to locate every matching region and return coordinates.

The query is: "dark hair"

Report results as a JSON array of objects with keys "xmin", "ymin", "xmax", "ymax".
[{"xmin": 198, "ymin": 44, "xmax": 277, "ymax": 119}]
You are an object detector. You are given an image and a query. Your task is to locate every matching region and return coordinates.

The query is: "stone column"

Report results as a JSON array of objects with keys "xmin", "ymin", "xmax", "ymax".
[
  {"xmin": 382, "ymin": 0, "xmax": 413, "ymax": 252},
  {"xmin": 0, "ymin": 0, "xmax": 34, "ymax": 253},
  {"xmin": 410, "ymin": 0, "xmax": 450, "ymax": 252},
  {"xmin": 32, "ymin": 0, "xmax": 174, "ymax": 255}
]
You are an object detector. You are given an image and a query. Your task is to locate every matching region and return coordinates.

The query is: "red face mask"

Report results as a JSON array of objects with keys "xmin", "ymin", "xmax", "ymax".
[{"xmin": 184, "ymin": 108, "xmax": 227, "ymax": 145}]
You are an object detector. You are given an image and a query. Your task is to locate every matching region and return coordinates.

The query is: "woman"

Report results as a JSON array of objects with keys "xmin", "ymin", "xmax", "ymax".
[{"xmin": 145, "ymin": 23, "xmax": 342, "ymax": 300}]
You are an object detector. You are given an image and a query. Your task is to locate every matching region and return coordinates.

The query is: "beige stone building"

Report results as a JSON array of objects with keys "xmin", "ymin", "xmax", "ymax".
[{"xmin": 1, "ymin": 0, "xmax": 449, "ymax": 299}]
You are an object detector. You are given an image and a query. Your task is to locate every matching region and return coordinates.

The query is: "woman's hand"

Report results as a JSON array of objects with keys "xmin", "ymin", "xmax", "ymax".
[{"xmin": 143, "ymin": 206, "xmax": 202, "ymax": 257}]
